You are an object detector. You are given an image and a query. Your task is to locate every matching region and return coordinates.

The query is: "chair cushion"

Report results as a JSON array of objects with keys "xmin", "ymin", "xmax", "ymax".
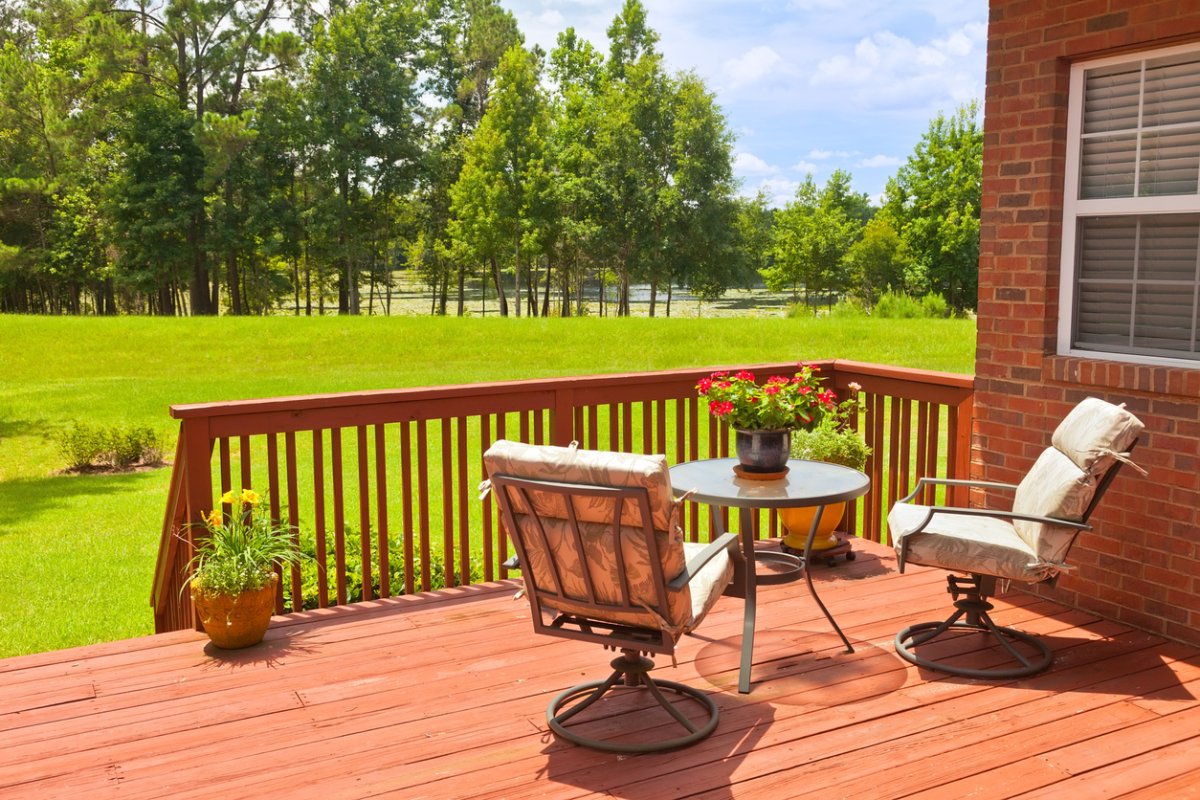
[
  {"xmin": 889, "ymin": 501, "xmax": 1053, "ymax": 582},
  {"xmin": 483, "ymin": 439, "xmax": 676, "ymax": 531},
  {"xmin": 1051, "ymin": 397, "xmax": 1144, "ymax": 474},
  {"xmin": 1011, "ymin": 447, "xmax": 1093, "ymax": 564},
  {"xmin": 682, "ymin": 541, "xmax": 735, "ymax": 632}
]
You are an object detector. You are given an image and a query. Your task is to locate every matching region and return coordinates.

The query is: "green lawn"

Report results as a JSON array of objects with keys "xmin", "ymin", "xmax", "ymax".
[{"xmin": 0, "ymin": 314, "xmax": 975, "ymax": 657}]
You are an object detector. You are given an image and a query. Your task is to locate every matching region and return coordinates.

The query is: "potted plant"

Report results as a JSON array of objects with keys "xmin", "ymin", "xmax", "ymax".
[
  {"xmin": 780, "ymin": 383, "xmax": 872, "ymax": 562},
  {"xmin": 187, "ymin": 489, "xmax": 301, "ymax": 649},
  {"xmin": 697, "ymin": 364, "xmax": 838, "ymax": 475}
]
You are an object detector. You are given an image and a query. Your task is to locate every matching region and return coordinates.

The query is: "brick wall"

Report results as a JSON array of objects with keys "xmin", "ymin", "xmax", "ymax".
[{"xmin": 980, "ymin": 0, "xmax": 1200, "ymax": 644}]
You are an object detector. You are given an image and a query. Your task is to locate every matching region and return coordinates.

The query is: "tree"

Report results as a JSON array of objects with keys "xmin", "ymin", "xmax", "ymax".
[
  {"xmin": 448, "ymin": 44, "xmax": 553, "ymax": 317},
  {"xmin": 843, "ymin": 217, "xmax": 912, "ymax": 306},
  {"xmin": 666, "ymin": 71, "xmax": 737, "ymax": 314},
  {"xmin": 107, "ymin": 97, "xmax": 204, "ymax": 314},
  {"xmin": 304, "ymin": 0, "xmax": 423, "ymax": 314},
  {"xmin": 883, "ymin": 101, "xmax": 982, "ymax": 311},
  {"xmin": 763, "ymin": 171, "xmax": 864, "ymax": 310}
]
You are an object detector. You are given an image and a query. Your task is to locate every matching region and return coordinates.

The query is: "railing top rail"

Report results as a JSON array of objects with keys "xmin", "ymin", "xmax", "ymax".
[
  {"xmin": 830, "ymin": 360, "xmax": 975, "ymax": 391},
  {"xmin": 169, "ymin": 360, "xmax": 972, "ymax": 421}
]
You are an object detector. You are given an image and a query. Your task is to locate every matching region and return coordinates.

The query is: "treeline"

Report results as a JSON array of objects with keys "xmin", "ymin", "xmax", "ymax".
[{"xmin": 0, "ymin": 0, "xmax": 982, "ymax": 317}]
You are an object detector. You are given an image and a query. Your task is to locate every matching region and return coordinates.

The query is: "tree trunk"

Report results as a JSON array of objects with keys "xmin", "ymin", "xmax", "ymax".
[
  {"xmin": 648, "ymin": 279, "xmax": 657, "ymax": 318},
  {"xmin": 491, "ymin": 256, "xmax": 508, "ymax": 316},
  {"xmin": 456, "ymin": 264, "xmax": 465, "ymax": 317},
  {"xmin": 225, "ymin": 179, "xmax": 241, "ymax": 314}
]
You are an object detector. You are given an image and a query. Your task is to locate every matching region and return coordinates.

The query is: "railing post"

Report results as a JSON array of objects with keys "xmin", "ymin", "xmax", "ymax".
[
  {"xmin": 553, "ymin": 385, "xmax": 576, "ymax": 447},
  {"xmin": 949, "ymin": 392, "xmax": 975, "ymax": 507},
  {"xmin": 181, "ymin": 417, "xmax": 215, "ymax": 632}
]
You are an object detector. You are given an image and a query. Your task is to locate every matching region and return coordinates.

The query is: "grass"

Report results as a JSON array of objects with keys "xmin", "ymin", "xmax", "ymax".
[{"xmin": 0, "ymin": 313, "xmax": 975, "ymax": 657}]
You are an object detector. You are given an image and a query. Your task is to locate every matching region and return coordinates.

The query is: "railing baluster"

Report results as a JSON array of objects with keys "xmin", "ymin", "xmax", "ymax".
[
  {"xmin": 313, "ymin": 430, "xmax": 328, "ymax": 608},
  {"xmin": 441, "ymin": 419, "xmax": 455, "ymax": 588},
  {"xmin": 285, "ymin": 431, "xmax": 301, "ymax": 611},
  {"xmin": 331, "ymin": 427, "xmax": 347, "ymax": 605},
  {"xmin": 375, "ymin": 424, "xmax": 390, "ymax": 599},
  {"xmin": 356, "ymin": 425, "xmax": 372, "ymax": 601},
  {"xmin": 496, "ymin": 413, "xmax": 509, "ymax": 572},
  {"xmin": 457, "ymin": 416, "xmax": 472, "ymax": 586},
  {"xmin": 400, "ymin": 421, "xmax": 415, "ymax": 595},
  {"xmin": 267, "ymin": 434, "xmax": 283, "ymax": 614},
  {"xmin": 417, "ymin": 420, "xmax": 432, "ymax": 592},
  {"xmin": 480, "ymin": 414, "xmax": 494, "ymax": 581}
]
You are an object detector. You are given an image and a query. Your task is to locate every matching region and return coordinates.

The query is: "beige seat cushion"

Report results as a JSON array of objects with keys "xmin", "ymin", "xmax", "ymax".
[{"xmin": 889, "ymin": 501, "xmax": 1050, "ymax": 582}]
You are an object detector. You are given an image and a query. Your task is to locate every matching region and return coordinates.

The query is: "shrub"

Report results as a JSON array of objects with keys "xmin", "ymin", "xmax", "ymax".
[
  {"xmin": 109, "ymin": 425, "xmax": 162, "ymax": 467},
  {"xmin": 921, "ymin": 292, "xmax": 949, "ymax": 319},
  {"xmin": 58, "ymin": 422, "xmax": 109, "ymax": 470},
  {"xmin": 291, "ymin": 527, "xmax": 484, "ymax": 610},
  {"xmin": 57, "ymin": 422, "xmax": 163, "ymax": 470},
  {"xmin": 872, "ymin": 291, "xmax": 926, "ymax": 319},
  {"xmin": 829, "ymin": 298, "xmax": 869, "ymax": 318}
]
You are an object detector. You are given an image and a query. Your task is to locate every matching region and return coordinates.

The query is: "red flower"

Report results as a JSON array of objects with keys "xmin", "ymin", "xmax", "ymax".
[
  {"xmin": 767, "ymin": 375, "xmax": 789, "ymax": 385},
  {"xmin": 735, "ymin": 370, "xmax": 755, "ymax": 382},
  {"xmin": 697, "ymin": 378, "xmax": 713, "ymax": 395},
  {"xmin": 764, "ymin": 384, "xmax": 781, "ymax": 395}
]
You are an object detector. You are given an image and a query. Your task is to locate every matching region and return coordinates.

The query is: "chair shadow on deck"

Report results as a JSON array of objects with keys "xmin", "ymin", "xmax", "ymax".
[{"xmin": 534, "ymin": 686, "xmax": 776, "ymax": 800}]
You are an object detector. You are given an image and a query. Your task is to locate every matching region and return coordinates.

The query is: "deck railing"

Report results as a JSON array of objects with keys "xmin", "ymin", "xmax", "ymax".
[{"xmin": 151, "ymin": 360, "xmax": 974, "ymax": 633}]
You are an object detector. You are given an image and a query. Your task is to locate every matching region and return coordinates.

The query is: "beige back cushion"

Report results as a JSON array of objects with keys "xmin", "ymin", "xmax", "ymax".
[
  {"xmin": 1012, "ymin": 398, "xmax": 1144, "ymax": 564},
  {"xmin": 483, "ymin": 440, "xmax": 690, "ymax": 630}
]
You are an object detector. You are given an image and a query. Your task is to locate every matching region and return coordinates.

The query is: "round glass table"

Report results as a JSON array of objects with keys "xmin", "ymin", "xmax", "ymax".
[{"xmin": 669, "ymin": 457, "xmax": 871, "ymax": 694}]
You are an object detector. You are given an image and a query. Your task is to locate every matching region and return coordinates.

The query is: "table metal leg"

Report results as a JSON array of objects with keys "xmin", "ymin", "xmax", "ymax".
[
  {"xmin": 805, "ymin": 505, "xmax": 855, "ymax": 654},
  {"xmin": 737, "ymin": 507, "xmax": 758, "ymax": 694}
]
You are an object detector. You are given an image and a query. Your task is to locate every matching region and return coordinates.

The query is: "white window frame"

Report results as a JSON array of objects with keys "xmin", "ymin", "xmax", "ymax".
[{"xmin": 1059, "ymin": 42, "xmax": 1200, "ymax": 367}]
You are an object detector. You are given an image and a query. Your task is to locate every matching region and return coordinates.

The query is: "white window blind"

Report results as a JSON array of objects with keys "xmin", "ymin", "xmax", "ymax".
[{"xmin": 1064, "ymin": 47, "xmax": 1200, "ymax": 363}]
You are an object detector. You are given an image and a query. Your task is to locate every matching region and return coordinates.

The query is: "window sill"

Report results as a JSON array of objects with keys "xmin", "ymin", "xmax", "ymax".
[{"xmin": 1044, "ymin": 355, "xmax": 1200, "ymax": 397}]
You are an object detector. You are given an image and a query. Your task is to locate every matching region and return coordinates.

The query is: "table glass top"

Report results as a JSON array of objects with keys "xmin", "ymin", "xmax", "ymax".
[{"xmin": 669, "ymin": 458, "xmax": 871, "ymax": 508}]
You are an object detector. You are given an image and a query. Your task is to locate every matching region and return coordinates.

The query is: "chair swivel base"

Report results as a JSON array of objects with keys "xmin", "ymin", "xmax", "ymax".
[
  {"xmin": 895, "ymin": 575, "xmax": 1052, "ymax": 679},
  {"xmin": 547, "ymin": 649, "xmax": 719, "ymax": 753}
]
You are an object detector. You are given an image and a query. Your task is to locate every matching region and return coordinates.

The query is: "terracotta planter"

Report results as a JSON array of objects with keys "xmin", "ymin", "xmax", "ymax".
[
  {"xmin": 734, "ymin": 428, "xmax": 790, "ymax": 473},
  {"xmin": 779, "ymin": 502, "xmax": 847, "ymax": 552},
  {"xmin": 191, "ymin": 574, "xmax": 278, "ymax": 649}
]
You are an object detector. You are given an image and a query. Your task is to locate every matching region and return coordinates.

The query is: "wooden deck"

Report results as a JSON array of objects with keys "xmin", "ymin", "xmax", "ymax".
[{"xmin": 5, "ymin": 540, "xmax": 1200, "ymax": 799}]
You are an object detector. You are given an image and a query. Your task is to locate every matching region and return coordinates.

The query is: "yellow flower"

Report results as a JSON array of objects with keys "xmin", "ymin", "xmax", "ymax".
[
  {"xmin": 220, "ymin": 490, "xmax": 235, "ymax": 505},
  {"xmin": 240, "ymin": 489, "xmax": 261, "ymax": 507},
  {"xmin": 204, "ymin": 509, "xmax": 223, "ymax": 528}
]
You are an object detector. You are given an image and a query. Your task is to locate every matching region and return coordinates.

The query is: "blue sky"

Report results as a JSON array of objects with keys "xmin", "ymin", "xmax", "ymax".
[{"xmin": 499, "ymin": 0, "xmax": 988, "ymax": 206}]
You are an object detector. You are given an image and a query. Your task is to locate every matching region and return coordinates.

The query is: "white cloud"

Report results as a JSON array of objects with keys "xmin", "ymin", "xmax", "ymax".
[
  {"xmin": 808, "ymin": 22, "xmax": 986, "ymax": 112},
  {"xmin": 733, "ymin": 152, "xmax": 778, "ymax": 176},
  {"xmin": 856, "ymin": 154, "xmax": 902, "ymax": 168},
  {"xmin": 792, "ymin": 160, "xmax": 820, "ymax": 175},
  {"xmin": 809, "ymin": 149, "xmax": 852, "ymax": 160},
  {"xmin": 721, "ymin": 45, "xmax": 784, "ymax": 88}
]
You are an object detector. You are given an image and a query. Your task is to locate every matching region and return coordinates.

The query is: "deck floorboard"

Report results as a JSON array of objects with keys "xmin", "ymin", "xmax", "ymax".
[{"xmin": 3, "ymin": 540, "xmax": 1199, "ymax": 799}]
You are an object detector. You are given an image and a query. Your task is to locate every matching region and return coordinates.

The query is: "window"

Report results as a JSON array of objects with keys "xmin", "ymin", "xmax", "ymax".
[{"xmin": 1060, "ymin": 45, "xmax": 1200, "ymax": 364}]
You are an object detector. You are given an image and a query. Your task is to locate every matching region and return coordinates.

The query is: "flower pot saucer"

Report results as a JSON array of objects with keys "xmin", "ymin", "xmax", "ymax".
[{"xmin": 732, "ymin": 464, "xmax": 789, "ymax": 481}]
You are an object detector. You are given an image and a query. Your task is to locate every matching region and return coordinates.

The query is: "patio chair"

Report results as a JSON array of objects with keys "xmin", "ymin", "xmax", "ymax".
[
  {"xmin": 889, "ymin": 397, "xmax": 1144, "ymax": 678},
  {"xmin": 482, "ymin": 439, "xmax": 742, "ymax": 753}
]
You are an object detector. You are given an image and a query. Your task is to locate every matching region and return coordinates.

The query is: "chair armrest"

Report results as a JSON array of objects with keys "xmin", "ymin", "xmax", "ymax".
[
  {"xmin": 899, "ymin": 476, "xmax": 1020, "ymax": 503},
  {"xmin": 668, "ymin": 533, "xmax": 740, "ymax": 591},
  {"xmin": 906, "ymin": 504, "xmax": 1093, "ymax": 532}
]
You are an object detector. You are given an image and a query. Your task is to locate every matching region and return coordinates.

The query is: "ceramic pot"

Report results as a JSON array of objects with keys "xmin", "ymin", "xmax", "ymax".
[
  {"xmin": 780, "ymin": 502, "xmax": 847, "ymax": 551},
  {"xmin": 191, "ymin": 573, "xmax": 278, "ymax": 649},
  {"xmin": 734, "ymin": 428, "xmax": 790, "ymax": 473}
]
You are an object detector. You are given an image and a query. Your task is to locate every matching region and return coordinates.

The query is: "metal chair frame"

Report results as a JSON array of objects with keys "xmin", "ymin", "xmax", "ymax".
[
  {"xmin": 490, "ymin": 473, "xmax": 740, "ymax": 753},
  {"xmin": 893, "ymin": 443, "xmax": 1135, "ymax": 679}
]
